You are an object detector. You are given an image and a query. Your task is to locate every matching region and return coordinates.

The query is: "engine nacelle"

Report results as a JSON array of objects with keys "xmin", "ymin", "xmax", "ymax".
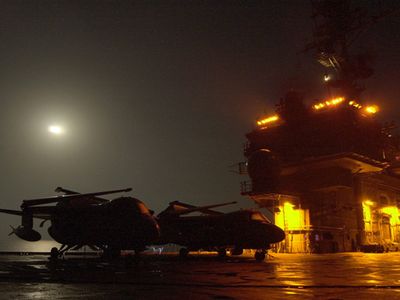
[
  {"xmin": 14, "ymin": 226, "xmax": 41, "ymax": 242},
  {"xmin": 231, "ymin": 247, "xmax": 243, "ymax": 256}
]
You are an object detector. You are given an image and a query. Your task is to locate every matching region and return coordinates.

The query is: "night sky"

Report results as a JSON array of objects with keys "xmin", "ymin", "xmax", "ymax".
[{"xmin": 0, "ymin": 1, "xmax": 399, "ymax": 250}]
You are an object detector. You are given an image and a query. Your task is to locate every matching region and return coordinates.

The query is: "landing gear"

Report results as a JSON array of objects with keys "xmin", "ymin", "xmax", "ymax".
[
  {"xmin": 217, "ymin": 248, "xmax": 227, "ymax": 258},
  {"xmin": 179, "ymin": 248, "xmax": 189, "ymax": 258},
  {"xmin": 49, "ymin": 244, "xmax": 90, "ymax": 260},
  {"xmin": 255, "ymin": 250, "xmax": 266, "ymax": 262},
  {"xmin": 231, "ymin": 247, "xmax": 243, "ymax": 256},
  {"xmin": 124, "ymin": 253, "xmax": 138, "ymax": 267},
  {"xmin": 49, "ymin": 244, "xmax": 72, "ymax": 260},
  {"xmin": 50, "ymin": 247, "xmax": 59, "ymax": 260},
  {"xmin": 102, "ymin": 247, "xmax": 121, "ymax": 259}
]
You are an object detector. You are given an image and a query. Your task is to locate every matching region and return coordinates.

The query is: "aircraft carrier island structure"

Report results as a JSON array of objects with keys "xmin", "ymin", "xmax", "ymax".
[{"xmin": 240, "ymin": 92, "xmax": 400, "ymax": 253}]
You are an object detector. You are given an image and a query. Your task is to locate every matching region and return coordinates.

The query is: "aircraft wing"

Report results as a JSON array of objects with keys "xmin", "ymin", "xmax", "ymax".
[
  {"xmin": 159, "ymin": 201, "xmax": 237, "ymax": 217},
  {"xmin": 176, "ymin": 201, "xmax": 237, "ymax": 216},
  {"xmin": 55, "ymin": 186, "xmax": 109, "ymax": 203},
  {"xmin": 0, "ymin": 207, "xmax": 53, "ymax": 220},
  {"xmin": 0, "ymin": 209, "xmax": 23, "ymax": 217},
  {"xmin": 168, "ymin": 201, "xmax": 225, "ymax": 215},
  {"xmin": 54, "ymin": 187, "xmax": 79, "ymax": 195},
  {"xmin": 21, "ymin": 188, "xmax": 132, "ymax": 208}
]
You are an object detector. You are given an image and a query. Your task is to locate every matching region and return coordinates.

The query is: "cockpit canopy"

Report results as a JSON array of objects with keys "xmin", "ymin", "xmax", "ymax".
[
  {"xmin": 109, "ymin": 197, "xmax": 152, "ymax": 215},
  {"xmin": 250, "ymin": 211, "xmax": 271, "ymax": 223}
]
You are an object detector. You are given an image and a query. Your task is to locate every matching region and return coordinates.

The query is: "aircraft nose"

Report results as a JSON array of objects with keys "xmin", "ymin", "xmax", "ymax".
[
  {"xmin": 268, "ymin": 224, "xmax": 285, "ymax": 243},
  {"xmin": 145, "ymin": 215, "xmax": 160, "ymax": 240}
]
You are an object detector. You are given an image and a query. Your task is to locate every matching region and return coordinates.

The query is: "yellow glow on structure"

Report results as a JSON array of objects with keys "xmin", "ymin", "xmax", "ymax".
[
  {"xmin": 313, "ymin": 97, "xmax": 345, "ymax": 110},
  {"xmin": 364, "ymin": 200, "xmax": 374, "ymax": 206},
  {"xmin": 275, "ymin": 202, "xmax": 306, "ymax": 230},
  {"xmin": 381, "ymin": 206, "xmax": 400, "ymax": 226},
  {"xmin": 274, "ymin": 201, "xmax": 310, "ymax": 253},
  {"xmin": 362, "ymin": 201, "xmax": 372, "ymax": 232},
  {"xmin": 364, "ymin": 105, "xmax": 379, "ymax": 115},
  {"xmin": 256, "ymin": 114, "xmax": 279, "ymax": 126}
]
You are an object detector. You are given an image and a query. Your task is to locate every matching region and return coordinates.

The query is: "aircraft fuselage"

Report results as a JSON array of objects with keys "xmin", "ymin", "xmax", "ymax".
[
  {"xmin": 47, "ymin": 197, "xmax": 159, "ymax": 250},
  {"xmin": 157, "ymin": 210, "xmax": 285, "ymax": 250}
]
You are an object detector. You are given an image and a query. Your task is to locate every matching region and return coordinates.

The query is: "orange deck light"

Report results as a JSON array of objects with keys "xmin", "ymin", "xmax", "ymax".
[
  {"xmin": 364, "ymin": 105, "xmax": 379, "ymax": 115},
  {"xmin": 313, "ymin": 97, "xmax": 345, "ymax": 110},
  {"xmin": 256, "ymin": 115, "xmax": 279, "ymax": 126}
]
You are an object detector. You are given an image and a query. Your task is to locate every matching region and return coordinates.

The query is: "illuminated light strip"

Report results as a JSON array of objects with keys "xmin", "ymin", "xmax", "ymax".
[
  {"xmin": 348, "ymin": 101, "xmax": 379, "ymax": 114},
  {"xmin": 364, "ymin": 105, "xmax": 379, "ymax": 114},
  {"xmin": 348, "ymin": 100, "xmax": 362, "ymax": 109},
  {"xmin": 256, "ymin": 114, "xmax": 279, "ymax": 126},
  {"xmin": 313, "ymin": 97, "xmax": 345, "ymax": 110}
]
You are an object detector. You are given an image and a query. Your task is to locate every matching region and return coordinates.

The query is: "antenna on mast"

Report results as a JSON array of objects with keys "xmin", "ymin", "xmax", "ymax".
[{"xmin": 305, "ymin": 0, "xmax": 396, "ymax": 100}]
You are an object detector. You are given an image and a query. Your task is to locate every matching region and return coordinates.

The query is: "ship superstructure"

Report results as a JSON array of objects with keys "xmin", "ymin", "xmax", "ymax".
[{"xmin": 241, "ymin": 0, "xmax": 400, "ymax": 253}]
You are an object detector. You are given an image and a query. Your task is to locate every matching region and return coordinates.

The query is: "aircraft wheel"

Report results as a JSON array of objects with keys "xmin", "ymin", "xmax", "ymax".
[
  {"xmin": 50, "ymin": 247, "xmax": 59, "ymax": 260},
  {"xmin": 179, "ymin": 248, "xmax": 189, "ymax": 258},
  {"xmin": 103, "ymin": 247, "xmax": 121, "ymax": 259},
  {"xmin": 255, "ymin": 251, "xmax": 266, "ymax": 262},
  {"xmin": 218, "ymin": 248, "xmax": 227, "ymax": 258},
  {"xmin": 231, "ymin": 247, "xmax": 243, "ymax": 256},
  {"xmin": 111, "ymin": 248, "xmax": 121, "ymax": 258},
  {"xmin": 124, "ymin": 254, "xmax": 136, "ymax": 267}
]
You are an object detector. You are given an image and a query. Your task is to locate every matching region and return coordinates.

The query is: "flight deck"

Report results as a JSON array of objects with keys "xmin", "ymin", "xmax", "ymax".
[{"xmin": 0, "ymin": 252, "xmax": 399, "ymax": 299}]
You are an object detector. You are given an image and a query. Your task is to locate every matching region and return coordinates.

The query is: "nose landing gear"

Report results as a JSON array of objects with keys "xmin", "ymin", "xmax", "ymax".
[
  {"xmin": 217, "ymin": 248, "xmax": 227, "ymax": 258},
  {"xmin": 255, "ymin": 249, "xmax": 267, "ymax": 261},
  {"xmin": 50, "ymin": 247, "xmax": 60, "ymax": 260},
  {"xmin": 179, "ymin": 247, "xmax": 189, "ymax": 258},
  {"xmin": 49, "ymin": 244, "xmax": 79, "ymax": 260}
]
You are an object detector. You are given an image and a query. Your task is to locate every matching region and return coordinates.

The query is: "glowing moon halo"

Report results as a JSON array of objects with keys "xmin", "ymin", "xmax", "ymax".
[{"xmin": 48, "ymin": 125, "xmax": 64, "ymax": 135}]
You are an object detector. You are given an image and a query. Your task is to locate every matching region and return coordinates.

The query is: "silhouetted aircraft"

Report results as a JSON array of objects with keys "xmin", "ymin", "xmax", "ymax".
[
  {"xmin": 0, "ymin": 187, "xmax": 159, "ymax": 258},
  {"xmin": 156, "ymin": 201, "xmax": 285, "ymax": 261}
]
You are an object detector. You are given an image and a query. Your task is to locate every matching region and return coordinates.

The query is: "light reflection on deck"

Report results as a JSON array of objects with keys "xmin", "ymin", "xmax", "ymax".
[{"xmin": 0, "ymin": 252, "xmax": 399, "ymax": 299}]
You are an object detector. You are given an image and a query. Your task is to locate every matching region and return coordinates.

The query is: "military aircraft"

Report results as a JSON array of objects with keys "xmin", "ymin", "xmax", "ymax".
[
  {"xmin": 0, "ymin": 187, "xmax": 159, "ymax": 258},
  {"xmin": 156, "ymin": 201, "xmax": 285, "ymax": 261}
]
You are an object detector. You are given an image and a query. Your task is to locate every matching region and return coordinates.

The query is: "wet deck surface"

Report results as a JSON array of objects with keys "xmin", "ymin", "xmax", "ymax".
[{"xmin": 1, "ymin": 252, "xmax": 400, "ymax": 299}]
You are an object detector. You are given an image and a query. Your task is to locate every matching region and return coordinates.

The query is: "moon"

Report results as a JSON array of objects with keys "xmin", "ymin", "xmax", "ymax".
[{"xmin": 48, "ymin": 125, "xmax": 64, "ymax": 135}]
